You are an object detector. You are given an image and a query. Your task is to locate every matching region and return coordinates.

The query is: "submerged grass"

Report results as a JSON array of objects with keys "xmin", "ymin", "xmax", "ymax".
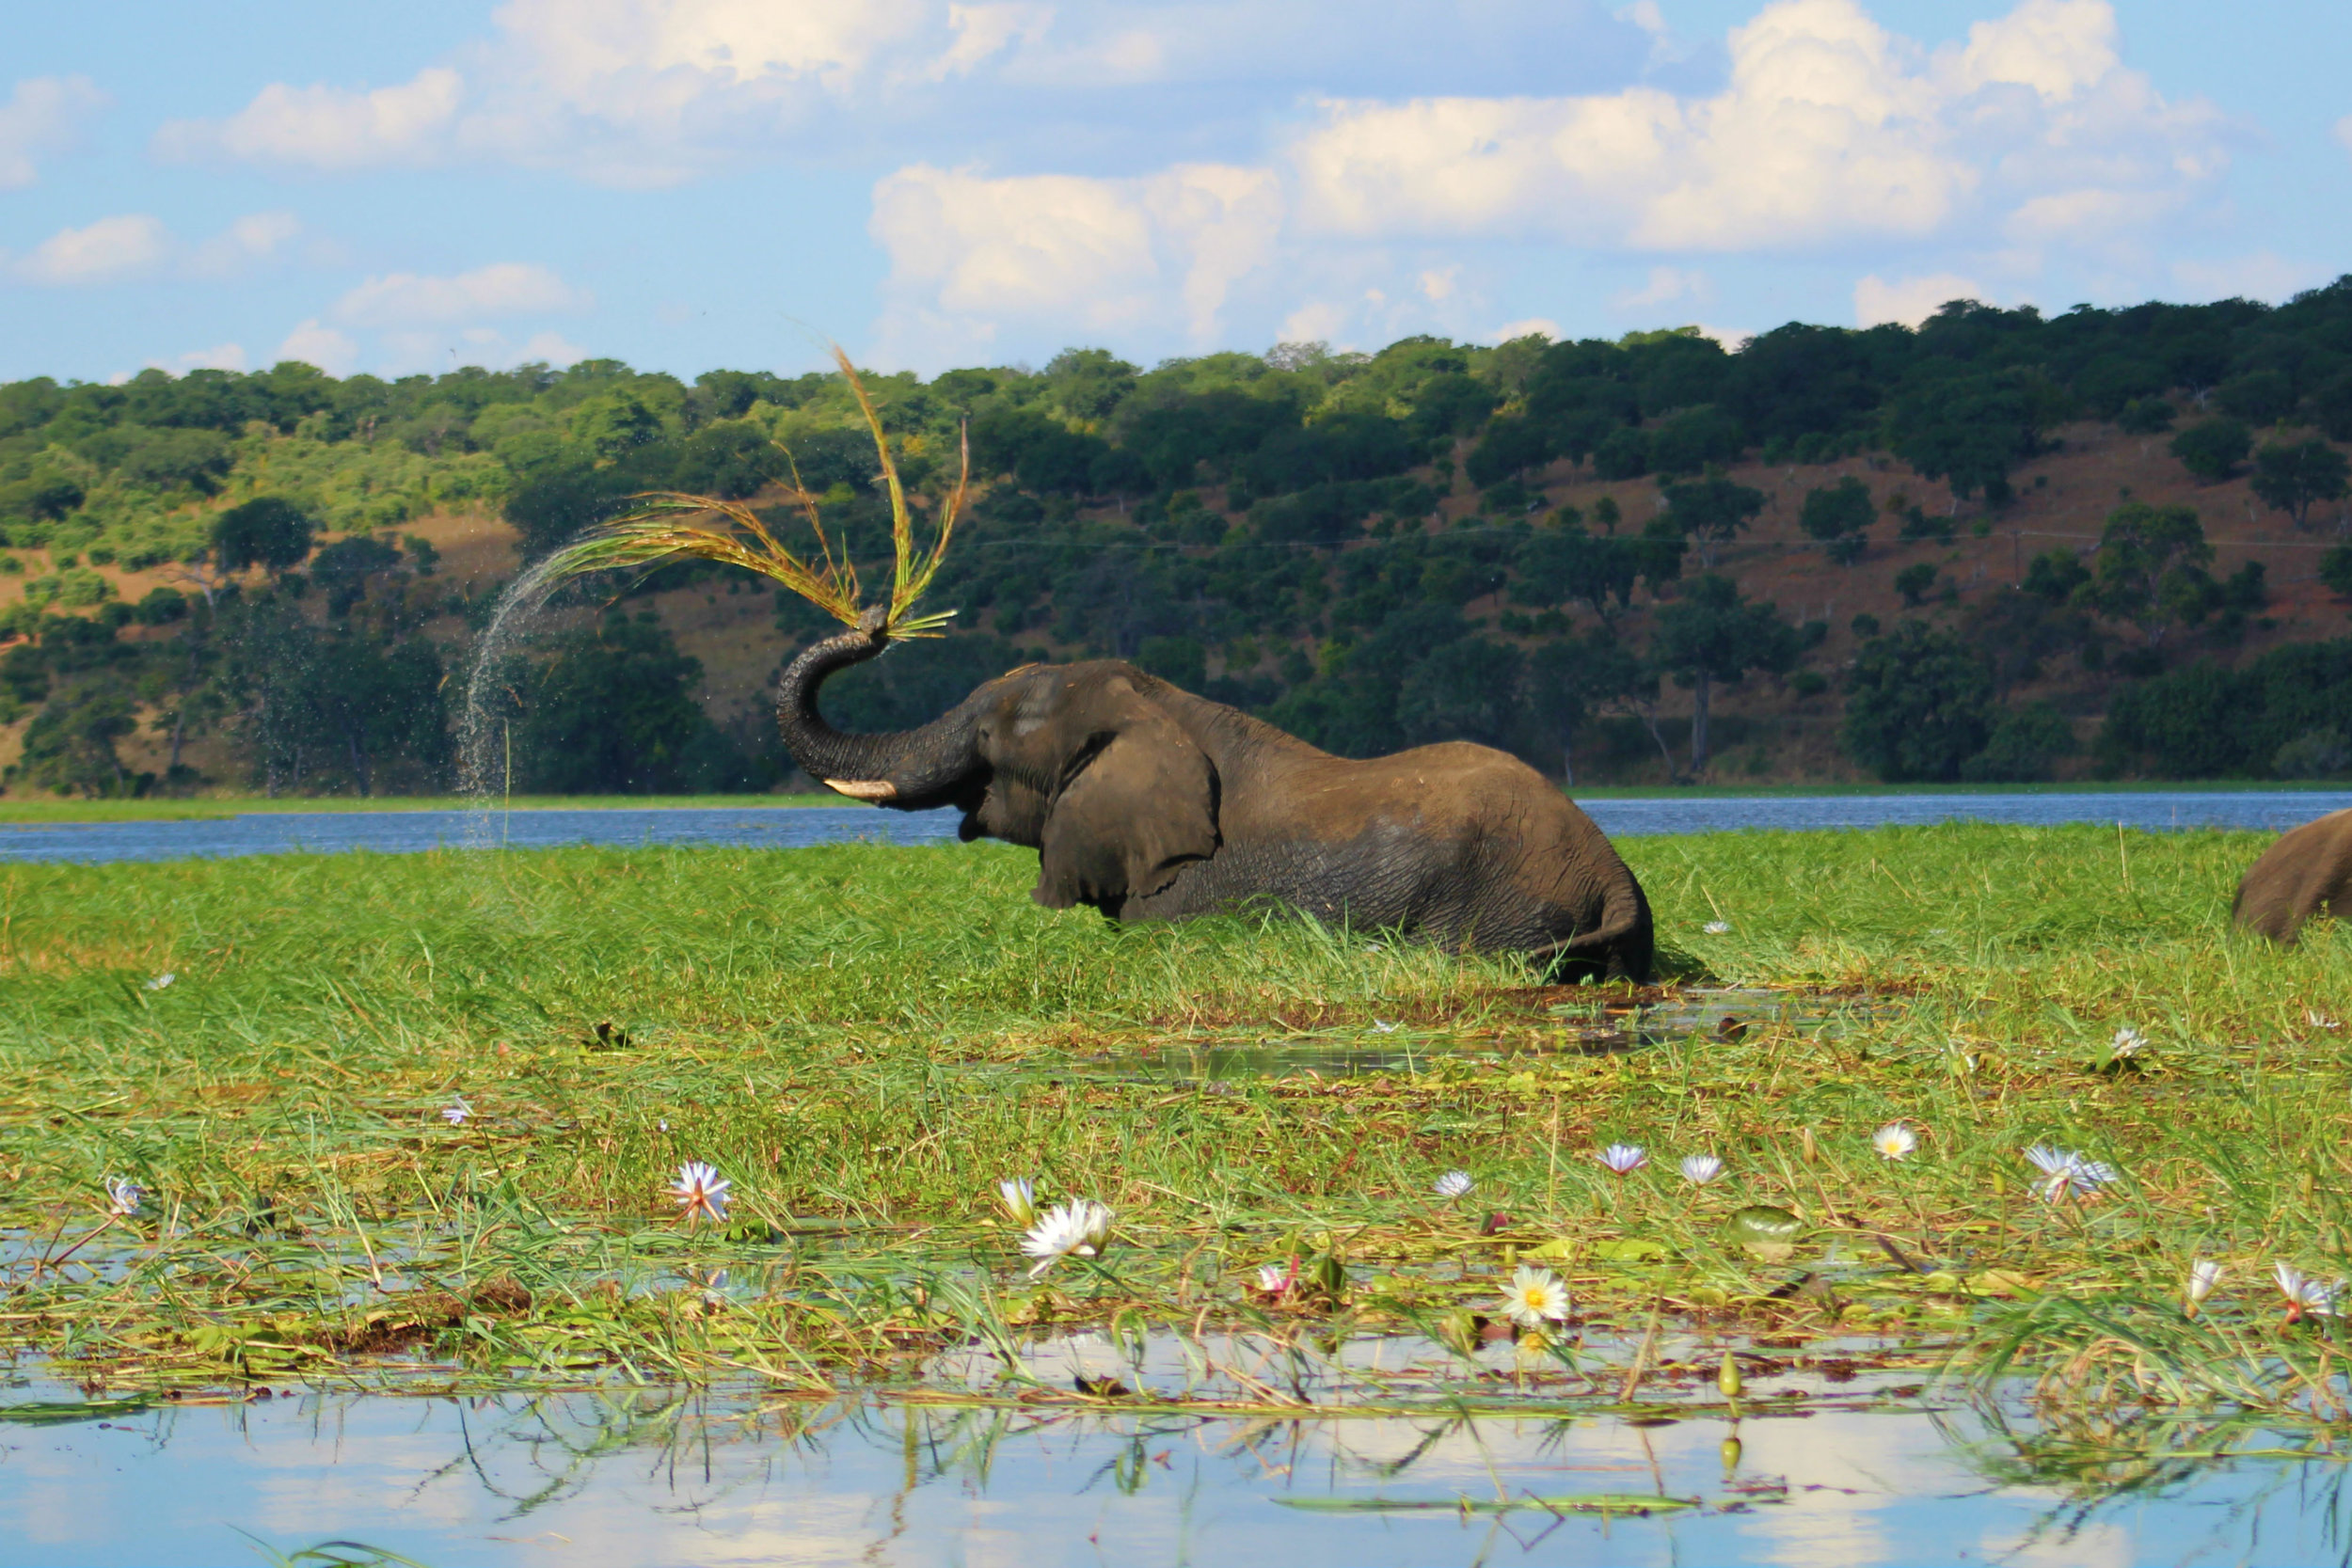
[{"xmin": 0, "ymin": 824, "xmax": 2347, "ymax": 1445}]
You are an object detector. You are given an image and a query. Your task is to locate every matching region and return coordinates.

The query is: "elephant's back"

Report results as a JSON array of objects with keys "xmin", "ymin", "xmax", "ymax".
[
  {"xmin": 2235, "ymin": 808, "xmax": 2352, "ymax": 942},
  {"xmin": 1195, "ymin": 740, "xmax": 1644, "ymax": 955}
]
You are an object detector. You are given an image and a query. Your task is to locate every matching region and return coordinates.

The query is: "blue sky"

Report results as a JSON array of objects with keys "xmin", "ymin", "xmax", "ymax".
[{"xmin": 4, "ymin": 0, "xmax": 2348, "ymax": 384}]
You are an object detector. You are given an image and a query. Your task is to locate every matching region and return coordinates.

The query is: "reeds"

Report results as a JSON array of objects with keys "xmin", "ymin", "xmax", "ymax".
[{"xmin": 532, "ymin": 345, "xmax": 965, "ymax": 638}]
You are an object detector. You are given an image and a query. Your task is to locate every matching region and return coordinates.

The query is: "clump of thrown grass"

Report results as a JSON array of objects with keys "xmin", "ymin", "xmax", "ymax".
[
  {"xmin": 0, "ymin": 824, "xmax": 2347, "ymax": 1437},
  {"xmin": 532, "ymin": 345, "xmax": 963, "ymax": 639}
]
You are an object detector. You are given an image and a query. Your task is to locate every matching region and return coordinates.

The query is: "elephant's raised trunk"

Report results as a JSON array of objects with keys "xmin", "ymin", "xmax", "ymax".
[{"xmin": 775, "ymin": 610, "xmax": 980, "ymax": 807}]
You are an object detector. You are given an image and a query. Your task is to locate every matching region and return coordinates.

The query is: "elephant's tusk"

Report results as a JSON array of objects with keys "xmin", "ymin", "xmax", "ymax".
[{"xmin": 826, "ymin": 778, "xmax": 898, "ymax": 800}]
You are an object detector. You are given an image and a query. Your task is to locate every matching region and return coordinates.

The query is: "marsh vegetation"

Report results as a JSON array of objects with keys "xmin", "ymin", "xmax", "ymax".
[{"xmin": 0, "ymin": 824, "xmax": 2347, "ymax": 1495}]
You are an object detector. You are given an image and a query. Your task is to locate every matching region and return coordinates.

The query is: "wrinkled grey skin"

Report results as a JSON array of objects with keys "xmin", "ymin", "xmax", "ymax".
[
  {"xmin": 779, "ymin": 613, "xmax": 1654, "ymax": 979},
  {"xmin": 2234, "ymin": 808, "xmax": 2352, "ymax": 943}
]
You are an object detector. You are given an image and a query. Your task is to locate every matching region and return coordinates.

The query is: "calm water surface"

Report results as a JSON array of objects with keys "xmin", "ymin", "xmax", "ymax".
[
  {"xmin": 1, "ymin": 792, "xmax": 2346, "ymax": 864},
  {"xmin": 1, "ymin": 1373, "xmax": 2339, "ymax": 1568}
]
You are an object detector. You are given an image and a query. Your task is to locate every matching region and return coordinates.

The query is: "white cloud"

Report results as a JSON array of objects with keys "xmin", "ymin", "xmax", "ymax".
[
  {"xmin": 1854, "ymin": 271, "xmax": 1986, "ymax": 327},
  {"xmin": 9, "ymin": 212, "xmax": 310, "ymax": 287},
  {"xmin": 332, "ymin": 262, "xmax": 592, "ymax": 327},
  {"xmin": 166, "ymin": 343, "xmax": 249, "ymax": 372},
  {"xmin": 1288, "ymin": 0, "xmax": 2219, "ymax": 254},
  {"xmin": 0, "ymin": 75, "xmax": 106, "ymax": 188},
  {"xmin": 376, "ymin": 325, "xmax": 589, "ymax": 375},
  {"xmin": 1278, "ymin": 300, "xmax": 1349, "ymax": 346},
  {"xmin": 15, "ymin": 215, "xmax": 174, "ymax": 285},
  {"xmin": 1613, "ymin": 265, "xmax": 1709, "ymax": 311},
  {"xmin": 868, "ymin": 162, "xmax": 1279, "ymax": 364},
  {"xmin": 156, "ymin": 68, "xmax": 463, "ymax": 169},
  {"xmin": 2171, "ymin": 252, "xmax": 2326, "ymax": 304},
  {"xmin": 163, "ymin": 1, "xmax": 972, "ymax": 182},
  {"xmin": 924, "ymin": 4, "xmax": 1053, "ymax": 81},
  {"xmin": 277, "ymin": 320, "xmax": 362, "ymax": 375},
  {"xmin": 187, "ymin": 212, "xmax": 305, "ymax": 277},
  {"xmin": 1492, "ymin": 316, "xmax": 1561, "ymax": 342}
]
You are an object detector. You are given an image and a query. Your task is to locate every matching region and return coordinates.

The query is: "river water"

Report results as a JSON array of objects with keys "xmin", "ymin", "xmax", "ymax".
[{"xmin": 0, "ymin": 791, "xmax": 2345, "ymax": 865}]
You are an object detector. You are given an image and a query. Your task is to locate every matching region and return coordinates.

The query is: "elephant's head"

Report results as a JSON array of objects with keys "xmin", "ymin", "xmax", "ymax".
[{"xmin": 776, "ymin": 623, "xmax": 1218, "ymax": 913}]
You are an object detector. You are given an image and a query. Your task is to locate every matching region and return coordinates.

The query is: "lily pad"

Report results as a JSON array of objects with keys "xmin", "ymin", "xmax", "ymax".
[
  {"xmin": 1275, "ymin": 1492, "xmax": 1698, "ymax": 1515},
  {"xmin": 1593, "ymin": 1237, "xmax": 1669, "ymax": 1263},
  {"xmin": 1726, "ymin": 1204, "xmax": 1805, "ymax": 1262}
]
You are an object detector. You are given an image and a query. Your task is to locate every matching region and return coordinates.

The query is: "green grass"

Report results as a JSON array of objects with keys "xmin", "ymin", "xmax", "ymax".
[{"xmin": 0, "ymin": 826, "xmax": 2347, "ymax": 1439}]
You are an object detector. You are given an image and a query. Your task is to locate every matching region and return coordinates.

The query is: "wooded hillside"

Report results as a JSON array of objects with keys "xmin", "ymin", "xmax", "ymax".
[{"xmin": 4, "ymin": 283, "xmax": 2351, "ymax": 797}]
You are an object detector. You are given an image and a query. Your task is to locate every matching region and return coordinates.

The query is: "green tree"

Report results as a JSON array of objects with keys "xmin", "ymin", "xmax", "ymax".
[
  {"xmin": 2169, "ymin": 419, "xmax": 2251, "ymax": 483},
  {"xmin": 2323, "ymin": 544, "xmax": 2352, "ymax": 602},
  {"xmin": 1961, "ymin": 702, "xmax": 2074, "ymax": 782},
  {"xmin": 2249, "ymin": 439, "xmax": 2350, "ymax": 531},
  {"xmin": 1799, "ymin": 476, "xmax": 1873, "ymax": 565},
  {"xmin": 12, "ymin": 688, "xmax": 139, "ymax": 796},
  {"xmin": 1650, "ymin": 573, "xmax": 1801, "ymax": 777},
  {"xmin": 212, "ymin": 498, "xmax": 316, "ymax": 576},
  {"xmin": 1893, "ymin": 562, "xmax": 1938, "ymax": 607},
  {"xmin": 2022, "ymin": 548, "xmax": 2090, "ymax": 604},
  {"xmin": 2083, "ymin": 501, "xmax": 2218, "ymax": 643},
  {"xmin": 1842, "ymin": 622, "xmax": 1994, "ymax": 782},
  {"xmin": 1885, "ymin": 370, "xmax": 2060, "ymax": 506},
  {"xmin": 1511, "ymin": 526, "xmax": 1645, "ymax": 626},
  {"xmin": 518, "ymin": 615, "xmax": 743, "ymax": 793},
  {"xmin": 1660, "ymin": 468, "xmax": 1765, "ymax": 568},
  {"xmin": 1526, "ymin": 628, "xmax": 1646, "ymax": 784}
]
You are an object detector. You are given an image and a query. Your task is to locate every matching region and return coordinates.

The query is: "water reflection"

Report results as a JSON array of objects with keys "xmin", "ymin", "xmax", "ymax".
[{"xmin": 3, "ymin": 1373, "xmax": 2346, "ymax": 1567}]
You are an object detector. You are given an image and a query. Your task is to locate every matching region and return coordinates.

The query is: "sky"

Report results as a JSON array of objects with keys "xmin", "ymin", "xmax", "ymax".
[{"xmin": 4, "ymin": 0, "xmax": 2349, "ymax": 385}]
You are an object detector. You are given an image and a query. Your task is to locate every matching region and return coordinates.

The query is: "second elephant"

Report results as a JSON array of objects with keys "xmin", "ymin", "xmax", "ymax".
[{"xmin": 2234, "ymin": 808, "xmax": 2352, "ymax": 943}]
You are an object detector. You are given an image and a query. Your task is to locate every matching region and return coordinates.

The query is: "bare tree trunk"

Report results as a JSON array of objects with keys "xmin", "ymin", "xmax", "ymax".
[
  {"xmin": 1560, "ymin": 731, "xmax": 1575, "ymax": 788},
  {"xmin": 347, "ymin": 732, "xmax": 371, "ymax": 798},
  {"xmin": 167, "ymin": 709, "xmax": 184, "ymax": 773}
]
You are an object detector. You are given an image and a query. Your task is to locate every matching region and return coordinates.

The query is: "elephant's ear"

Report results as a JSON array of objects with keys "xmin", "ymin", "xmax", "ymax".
[{"xmin": 1034, "ymin": 682, "xmax": 1218, "ymax": 911}]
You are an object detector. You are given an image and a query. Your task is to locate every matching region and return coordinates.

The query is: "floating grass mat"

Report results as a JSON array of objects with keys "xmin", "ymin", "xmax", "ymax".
[{"xmin": 0, "ymin": 826, "xmax": 2347, "ymax": 1457}]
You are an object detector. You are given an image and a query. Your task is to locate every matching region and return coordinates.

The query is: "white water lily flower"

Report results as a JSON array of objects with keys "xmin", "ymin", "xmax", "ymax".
[
  {"xmin": 1434, "ymin": 1170, "xmax": 1473, "ymax": 1200},
  {"xmin": 995, "ymin": 1177, "xmax": 1038, "ymax": 1227},
  {"xmin": 2186, "ymin": 1259, "xmax": 2225, "ymax": 1307},
  {"xmin": 1872, "ymin": 1123, "xmax": 1917, "ymax": 1161},
  {"xmin": 143, "ymin": 974, "xmax": 176, "ymax": 991},
  {"xmin": 1255, "ymin": 1261, "xmax": 1296, "ymax": 1297},
  {"xmin": 2023, "ymin": 1146, "xmax": 2119, "ymax": 1202},
  {"xmin": 1678, "ymin": 1153, "xmax": 1725, "ymax": 1185},
  {"xmin": 1703, "ymin": 921, "xmax": 1731, "ymax": 935},
  {"xmin": 1500, "ymin": 1264, "xmax": 1571, "ymax": 1328},
  {"xmin": 2111, "ymin": 1026, "xmax": 2145, "ymax": 1057},
  {"xmin": 1597, "ymin": 1143, "xmax": 1646, "ymax": 1175},
  {"xmin": 2276, "ymin": 1261, "xmax": 2341, "ymax": 1320},
  {"xmin": 668, "ymin": 1161, "xmax": 731, "ymax": 1226},
  {"xmin": 440, "ymin": 1099, "xmax": 471, "ymax": 1126},
  {"xmin": 1021, "ymin": 1198, "xmax": 1114, "ymax": 1277},
  {"xmin": 104, "ymin": 1176, "xmax": 143, "ymax": 1216},
  {"xmin": 1371, "ymin": 1020, "xmax": 1400, "ymax": 1034}
]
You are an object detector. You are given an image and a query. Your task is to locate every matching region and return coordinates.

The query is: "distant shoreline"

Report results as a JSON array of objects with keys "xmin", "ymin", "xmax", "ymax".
[{"xmin": 0, "ymin": 780, "xmax": 2345, "ymax": 827}]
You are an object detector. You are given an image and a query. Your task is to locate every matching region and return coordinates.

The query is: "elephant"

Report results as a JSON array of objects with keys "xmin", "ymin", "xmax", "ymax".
[
  {"xmin": 778, "ymin": 613, "xmax": 1655, "ymax": 980},
  {"xmin": 2233, "ymin": 808, "xmax": 2352, "ymax": 944}
]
